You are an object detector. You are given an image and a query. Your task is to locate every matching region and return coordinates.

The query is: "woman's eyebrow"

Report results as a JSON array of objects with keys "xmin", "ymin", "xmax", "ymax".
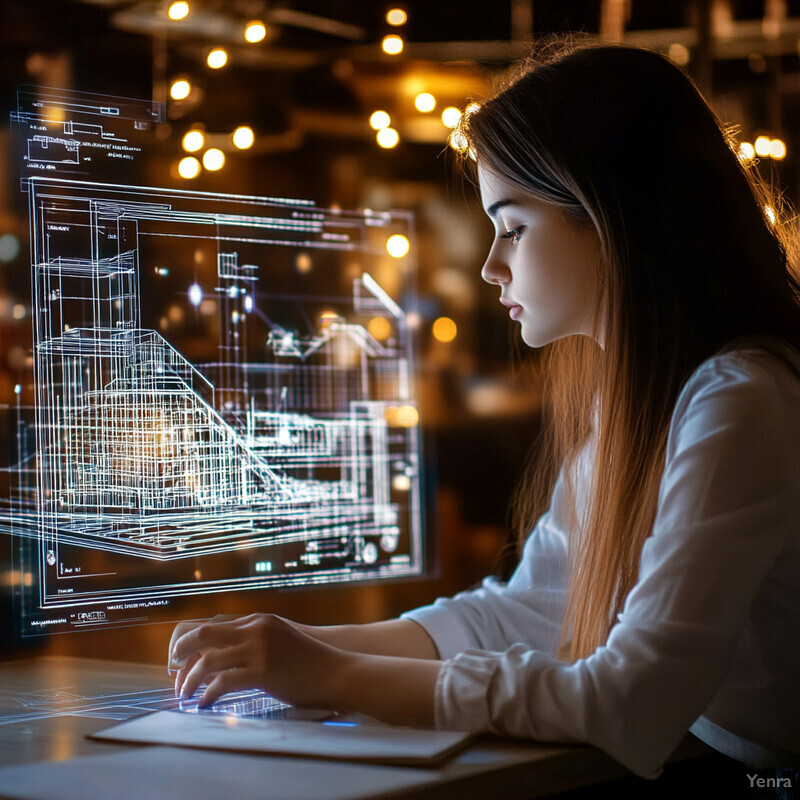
[{"xmin": 486, "ymin": 198, "xmax": 519, "ymax": 217}]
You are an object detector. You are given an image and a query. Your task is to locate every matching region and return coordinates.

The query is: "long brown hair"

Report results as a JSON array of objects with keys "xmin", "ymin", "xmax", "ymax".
[{"xmin": 461, "ymin": 44, "xmax": 800, "ymax": 661}]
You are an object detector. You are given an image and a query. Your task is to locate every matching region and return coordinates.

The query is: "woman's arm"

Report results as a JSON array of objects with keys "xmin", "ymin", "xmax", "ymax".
[
  {"xmin": 294, "ymin": 618, "xmax": 440, "ymax": 660},
  {"xmin": 169, "ymin": 612, "xmax": 440, "ymax": 725}
]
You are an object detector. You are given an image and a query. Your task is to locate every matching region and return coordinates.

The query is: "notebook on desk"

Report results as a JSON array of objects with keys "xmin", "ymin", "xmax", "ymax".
[{"xmin": 90, "ymin": 688, "xmax": 473, "ymax": 767}]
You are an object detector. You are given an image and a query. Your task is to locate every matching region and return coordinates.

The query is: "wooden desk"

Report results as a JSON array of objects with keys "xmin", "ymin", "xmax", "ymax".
[{"xmin": 0, "ymin": 656, "xmax": 709, "ymax": 799}]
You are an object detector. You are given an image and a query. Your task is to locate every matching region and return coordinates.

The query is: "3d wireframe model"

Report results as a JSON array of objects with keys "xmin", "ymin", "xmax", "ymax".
[{"xmin": 6, "ymin": 177, "xmax": 423, "ymax": 629}]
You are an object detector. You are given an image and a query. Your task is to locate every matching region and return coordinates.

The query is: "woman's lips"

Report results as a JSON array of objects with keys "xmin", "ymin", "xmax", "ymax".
[{"xmin": 507, "ymin": 304, "xmax": 522, "ymax": 320}]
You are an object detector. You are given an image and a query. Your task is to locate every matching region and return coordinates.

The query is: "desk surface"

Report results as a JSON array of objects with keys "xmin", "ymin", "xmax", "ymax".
[{"xmin": 0, "ymin": 656, "xmax": 709, "ymax": 800}]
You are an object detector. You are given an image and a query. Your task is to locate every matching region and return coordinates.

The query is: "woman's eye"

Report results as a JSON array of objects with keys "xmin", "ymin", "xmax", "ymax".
[{"xmin": 501, "ymin": 227, "xmax": 523, "ymax": 243}]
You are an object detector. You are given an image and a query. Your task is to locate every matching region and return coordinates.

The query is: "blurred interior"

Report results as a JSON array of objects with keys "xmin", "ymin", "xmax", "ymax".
[{"xmin": 1, "ymin": 0, "xmax": 799, "ymax": 664}]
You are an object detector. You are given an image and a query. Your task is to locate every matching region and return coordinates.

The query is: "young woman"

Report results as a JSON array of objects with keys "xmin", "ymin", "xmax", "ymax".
[{"xmin": 169, "ymin": 44, "xmax": 800, "ymax": 781}]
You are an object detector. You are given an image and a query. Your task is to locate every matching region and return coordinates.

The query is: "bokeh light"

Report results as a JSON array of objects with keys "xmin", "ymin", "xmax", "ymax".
[
  {"xmin": 182, "ymin": 129, "xmax": 204, "ymax": 152},
  {"xmin": 170, "ymin": 79, "xmax": 191, "ymax": 100},
  {"xmin": 432, "ymin": 316, "xmax": 457, "ymax": 343},
  {"xmin": 232, "ymin": 125, "xmax": 255, "ymax": 149},
  {"xmin": 168, "ymin": 2, "xmax": 189, "ymax": 21},
  {"xmin": 754, "ymin": 136, "xmax": 771, "ymax": 157},
  {"xmin": 189, "ymin": 283, "xmax": 203, "ymax": 306},
  {"xmin": 382, "ymin": 35, "xmax": 404, "ymax": 55},
  {"xmin": 386, "ymin": 234, "xmax": 410, "ymax": 258},
  {"xmin": 202, "ymin": 148, "xmax": 225, "ymax": 171},
  {"xmin": 386, "ymin": 8, "xmax": 407, "ymax": 26},
  {"xmin": 414, "ymin": 92, "xmax": 436, "ymax": 113},
  {"xmin": 178, "ymin": 156, "xmax": 201, "ymax": 179},
  {"xmin": 441, "ymin": 106, "xmax": 461, "ymax": 128},
  {"xmin": 367, "ymin": 317, "xmax": 392, "ymax": 341},
  {"xmin": 738, "ymin": 141, "xmax": 755, "ymax": 161},
  {"xmin": 770, "ymin": 138, "xmax": 787, "ymax": 159},
  {"xmin": 207, "ymin": 48, "xmax": 228, "ymax": 69},
  {"xmin": 245, "ymin": 21, "xmax": 267, "ymax": 43},
  {"xmin": 369, "ymin": 110, "xmax": 391, "ymax": 130},
  {"xmin": 668, "ymin": 43, "xmax": 690, "ymax": 65},
  {"xmin": 377, "ymin": 127, "xmax": 400, "ymax": 148}
]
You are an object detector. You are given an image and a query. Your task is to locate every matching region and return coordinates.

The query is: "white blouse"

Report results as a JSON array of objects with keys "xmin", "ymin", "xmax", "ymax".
[{"xmin": 402, "ymin": 348, "xmax": 800, "ymax": 778}]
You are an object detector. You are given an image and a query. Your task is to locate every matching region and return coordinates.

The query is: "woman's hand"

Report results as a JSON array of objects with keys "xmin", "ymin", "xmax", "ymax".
[{"xmin": 170, "ymin": 613, "xmax": 350, "ymax": 710}]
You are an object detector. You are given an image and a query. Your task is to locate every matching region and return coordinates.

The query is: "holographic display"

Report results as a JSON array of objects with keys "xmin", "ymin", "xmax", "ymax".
[{"xmin": 1, "ymin": 88, "xmax": 423, "ymax": 635}]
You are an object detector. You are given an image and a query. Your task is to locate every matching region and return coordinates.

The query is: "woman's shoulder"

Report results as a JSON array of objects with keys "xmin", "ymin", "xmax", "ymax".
[
  {"xmin": 678, "ymin": 340, "xmax": 800, "ymax": 409},
  {"xmin": 669, "ymin": 340, "xmax": 800, "ymax": 453}
]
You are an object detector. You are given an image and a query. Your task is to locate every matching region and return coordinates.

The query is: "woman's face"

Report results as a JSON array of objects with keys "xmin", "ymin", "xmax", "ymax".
[{"xmin": 478, "ymin": 164, "xmax": 603, "ymax": 348}]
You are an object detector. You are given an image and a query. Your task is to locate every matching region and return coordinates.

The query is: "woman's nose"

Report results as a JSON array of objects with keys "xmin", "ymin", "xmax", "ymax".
[{"xmin": 480, "ymin": 249, "xmax": 510, "ymax": 285}]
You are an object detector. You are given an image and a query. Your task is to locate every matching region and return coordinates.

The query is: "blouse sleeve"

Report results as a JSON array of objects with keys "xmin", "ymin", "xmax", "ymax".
[
  {"xmin": 400, "ymin": 510, "xmax": 568, "ymax": 658},
  {"xmin": 431, "ymin": 352, "xmax": 799, "ymax": 778}
]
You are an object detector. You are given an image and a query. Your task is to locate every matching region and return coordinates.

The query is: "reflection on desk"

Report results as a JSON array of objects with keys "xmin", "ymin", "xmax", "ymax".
[{"xmin": 0, "ymin": 656, "xmax": 711, "ymax": 800}]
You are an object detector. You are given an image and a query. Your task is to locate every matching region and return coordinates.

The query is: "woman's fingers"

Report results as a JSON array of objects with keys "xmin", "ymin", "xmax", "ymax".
[
  {"xmin": 179, "ymin": 644, "xmax": 247, "ymax": 701},
  {"xmin": 168, "ymin": 615, "xmax": 241, "ymax": 672},
  {"xmin": 173, "ymin": 651, "xmax": 201, "ymax": 697},
  {"xmin": 168, "ymin": 621, "xmax": 202, "ymax": 672},
  {"xmin": 171, "ymin": 616, "xmax": 247, "ymax": 668},
  {"xmin": 198, "ymin": 667, "xmax": 254, "ymax": 708}
]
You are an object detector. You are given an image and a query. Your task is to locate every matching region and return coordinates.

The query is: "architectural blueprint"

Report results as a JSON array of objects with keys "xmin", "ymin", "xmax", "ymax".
[{"xmin": 2, "ymin": 88, "xmax": 423, "ymax": 635}]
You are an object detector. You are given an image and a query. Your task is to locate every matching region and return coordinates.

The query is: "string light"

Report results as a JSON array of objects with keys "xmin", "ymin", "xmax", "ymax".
[
  {"xmin": 770, "ymin": 138, "xmax": 787, "ymax": 160},
  {"xmin": 386, "ymin": 234, "xmax": 410, "ymax": 258},
  {"xmin": 202, "ymin": 148, "xmax": 225, "ymax": 171},
  {"xmin": 182, "ymin": 129, "xmax": 204, "ymax": 152},
  {"xmin": 376, "ymin": 127, "xmax": 400, "ymax": 148},
  {"xmin": 168, "ymin": 2, "xmax": 189, "ymax": 21},
  {"xmin": 367, "ymin": 317, "xmax": 392, "ymax": 341},
  {"xmin": 738, "ymin": 141, "xmax": 755, "ymax": 162},
  {"xmin": 178, "ymin": 156, "xmax": 201, "ymax": 179},
  {"xmin": 232, "ymin": 125, "xmax": 255, "ymax": 149},
  {"xmin": 441, "ymin": 106, "xmax": 461, "ymax": 128},
  {"xmin": 386, "ymin": 8, "xmax": 407, "ymax": 26},
  {"xmin": 382, "ymin": 35, "xmax": 403, "ymax": 55},
  {"xmin": 432, "ymin": 317, "xmax": 457, "ymax": 343},
  {"xmin": 170, "ymin": 79, "xmax": 191, "ymax": 100},
  {"xmin": 369, "ymin": 110, "xmax": 391, "ymax": 130},
  {"xmin": 754, "ymin": 136, "xmax": 771, "ymax": 157},
  {"xmin": 207, "ymin": 48, "xmax": 228, "ymax": 69},
  {"xmin": 414, "ymin": 92, "xmax": 436, "ymax": 113},
  {"xmin": 245, "ymin": 20, "xmax": 267, "ymax": 43}
]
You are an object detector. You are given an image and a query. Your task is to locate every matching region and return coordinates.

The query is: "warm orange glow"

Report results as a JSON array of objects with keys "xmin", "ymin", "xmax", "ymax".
[
  {"xmin": 441, "ymin": 106, "xmax": 461, "ymax": 128},
  {"xmin": 386, "ymin": 8, "xmax": 407, "ymax": 26},
  {"xmin": 432, "ymin": 316, "xmax": 457, "ymax": 343},
  {"xmin": 182, "ymin": 129, "xmax": 204, "ymax": 152},
  {"xmin": 245, "ymin": 21, "xmax": 267, "ymax": 43},
  {"xmin": 168, "ymin": 2, "xmax": 189, "ymax": 21},
  {"xmin": 382, "ymin": 35, "xmax": 404, "ymax": 55},
  {"xmin": 414, "ymin": 92, "xmax": 436, "ymax": 113},
  {"xmin": 384, "ymin": 405, "xmax": 419, "ymax": 427},
  {"xmin": 202, "ymin": 148, "xmax": 225, "ymax": 171},
  {"xmin": 318, "ymin": 310, "xmax": 339, "ymax": 328},
  {"xmin": 770, "ymin": 138, "xmax": 787, "ymax": 160},
  {"xmin": 170, "ymin": 79, "xmax": 191, "ymax": 100},
  {"xmin": 386, "ymin": 234, "xmax": 409, "ymax": 258},
  {"xmin": 668, "ymin": 43, "xmax": 690, "ymax": 65},
  {"xmin": 376, "ymin": 127, "xmax": 400, "ymax": 148},
  {"xmin": 754, "ymin": 136, "xmax": 771, "ymax": 157},
  {"xmin": 367, "ymin": 317, "xmax": 392, "ymax": 341},
  {"xmin": 369, "ymin": 110, "xmax": 391, "ymax": 130},
  {"xmin": 738, "ymin": 141, "xmax": 755, "ymax": 162},
  {"xmin": 178, "ymin": 156, "xmax": 201, "ymax": 179},
  {"xmin": 207, "ymin": 48, "xmax": 228, "ymax": 69},
  {"xmin": 232, "ymin": 125, "xmax": 254, "ymax": 149}
]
